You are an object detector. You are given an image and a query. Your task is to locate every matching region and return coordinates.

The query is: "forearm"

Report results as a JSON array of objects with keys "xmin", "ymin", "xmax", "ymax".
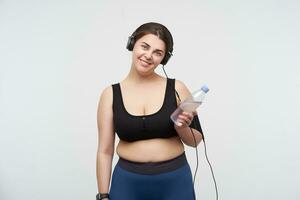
[
  {"xmin": 175, "ymin": 126, "xmax": 203, "ymax": 147},
  {"xmin": 96, "ymin": 152, "xmax": 114, "ymax": 194}
]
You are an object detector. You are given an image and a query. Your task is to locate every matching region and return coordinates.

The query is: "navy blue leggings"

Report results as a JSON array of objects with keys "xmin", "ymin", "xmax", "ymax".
[{"xmin": 109, "ymin": 152, "xmax": 196, "ymax": 200}]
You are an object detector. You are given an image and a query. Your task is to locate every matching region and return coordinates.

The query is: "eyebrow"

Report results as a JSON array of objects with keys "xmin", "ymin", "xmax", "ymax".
[{"xmin": 141, "ymin": 42, "xmax": 165, "ymax": 53}]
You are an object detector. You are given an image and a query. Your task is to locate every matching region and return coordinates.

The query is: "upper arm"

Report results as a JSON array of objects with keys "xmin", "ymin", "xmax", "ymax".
[
  {"xmin": 97, "ymin": 85, "xmax": 115, "ymax": 155},
  {"xmin": 174, "ymin": 79, "xmax": 192, "ymax": 106}
]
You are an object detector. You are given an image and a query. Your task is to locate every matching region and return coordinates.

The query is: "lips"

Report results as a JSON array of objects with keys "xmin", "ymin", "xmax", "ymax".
[{"xmin": 139, "ymin": 59, "xmax": 152, "ymax": 66}]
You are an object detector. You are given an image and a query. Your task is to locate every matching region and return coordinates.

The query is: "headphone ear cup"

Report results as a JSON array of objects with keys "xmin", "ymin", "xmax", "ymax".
[
  {"xmin": 126, "ymin": 35, "xmax": 135, "ymax": 51},
  {"xmin": 161, "ymin": 51, "xmax": 172, "ymax": 65}
]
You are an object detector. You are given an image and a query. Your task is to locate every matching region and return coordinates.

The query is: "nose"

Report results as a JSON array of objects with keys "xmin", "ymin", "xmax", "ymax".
[{"xmin": 144, "ymin": 51, "xmax": 152, "ymax": 61}]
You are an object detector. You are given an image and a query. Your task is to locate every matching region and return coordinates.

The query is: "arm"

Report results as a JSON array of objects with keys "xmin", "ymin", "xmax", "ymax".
[
  {"xmin": 174, "ymin": 119, "xmax": 203, "ymax": 147},
  {"xmin": 96, "ymin": 86, "xmax": 115, "ymax": 199},
  {"xmin": 174, "ymin": 80, "xmax": 203, "ymax": 147}
]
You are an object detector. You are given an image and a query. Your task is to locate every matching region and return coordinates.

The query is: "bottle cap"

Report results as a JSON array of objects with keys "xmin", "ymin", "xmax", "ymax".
[{"xmin": 201, "ymin": 85, "xmax": 209, "ymax": 93}]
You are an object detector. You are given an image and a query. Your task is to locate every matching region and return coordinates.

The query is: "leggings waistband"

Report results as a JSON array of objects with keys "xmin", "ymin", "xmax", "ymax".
[{"xmin": 117, "ymin": 151, "xmax": 188, "ymax": 175}]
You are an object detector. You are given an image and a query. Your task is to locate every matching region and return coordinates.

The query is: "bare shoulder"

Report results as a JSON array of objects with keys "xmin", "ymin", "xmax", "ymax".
[
  {"xmin": 174, "ymin": 79, "xmax": 192, "ymax": 104},
  {"xmin": 99, "ymin": 85, "xmax": 113, "ymax": 104}
]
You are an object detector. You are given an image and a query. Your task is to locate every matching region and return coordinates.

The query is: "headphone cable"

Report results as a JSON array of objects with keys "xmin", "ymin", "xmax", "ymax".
[{"xmin": 162, "ymin": 65, "xmax": 219, "ymax": 200}]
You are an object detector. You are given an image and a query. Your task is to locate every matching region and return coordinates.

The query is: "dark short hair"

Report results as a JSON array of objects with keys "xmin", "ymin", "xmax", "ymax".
[{"xmin": 131, "ymin": 22, "xmax": 174, "ymax": 58}]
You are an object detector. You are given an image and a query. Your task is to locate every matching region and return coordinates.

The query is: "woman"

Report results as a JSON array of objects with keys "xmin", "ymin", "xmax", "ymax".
[{"xmin": 96, "ymin": 22, "xmax": 203, "ymax": 200}]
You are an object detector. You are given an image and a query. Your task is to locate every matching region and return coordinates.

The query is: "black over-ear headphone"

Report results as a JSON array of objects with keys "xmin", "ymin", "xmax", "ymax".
[{"xmin": 126, "ymin": 34, "xmax": 173, "ymax": 66}]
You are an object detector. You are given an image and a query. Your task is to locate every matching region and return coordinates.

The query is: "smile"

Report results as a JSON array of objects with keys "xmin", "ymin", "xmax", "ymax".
[{"xmin": 140, "ymin": 59, "xmax": 152, "ymax": 66}]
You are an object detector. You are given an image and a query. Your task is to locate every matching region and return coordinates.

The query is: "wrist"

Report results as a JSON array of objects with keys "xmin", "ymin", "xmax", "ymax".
[{"xmin": 96, "ymin": 193, "xmax": 109, "ymax": 200}]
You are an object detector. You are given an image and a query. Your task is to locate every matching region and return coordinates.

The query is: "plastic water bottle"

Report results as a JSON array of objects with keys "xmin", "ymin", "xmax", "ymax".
[{"xmin": 170, "ymin": 85, "xmax": 209, "ymax": 126}]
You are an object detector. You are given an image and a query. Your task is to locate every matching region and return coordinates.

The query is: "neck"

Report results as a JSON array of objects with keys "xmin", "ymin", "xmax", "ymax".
[{"xmin": 124, "ymin": 64, "xmax": 162, "ymax": 84}]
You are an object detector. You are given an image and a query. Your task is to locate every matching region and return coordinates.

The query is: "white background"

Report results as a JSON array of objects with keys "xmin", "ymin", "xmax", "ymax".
[{"xmin": 1, "ymin": 0, "xmax": 299, "ymax": 199}]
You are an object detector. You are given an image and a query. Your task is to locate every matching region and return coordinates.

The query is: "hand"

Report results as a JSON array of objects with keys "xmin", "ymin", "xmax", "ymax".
[{"xmin": 174, "ymin": 111, "xmax": 196, "ymax": 129}]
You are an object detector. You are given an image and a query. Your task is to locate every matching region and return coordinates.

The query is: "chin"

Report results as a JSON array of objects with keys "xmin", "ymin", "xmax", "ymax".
[{"xmin": 136, "ymin": 66, "xmax": 153, "ymax": 75}]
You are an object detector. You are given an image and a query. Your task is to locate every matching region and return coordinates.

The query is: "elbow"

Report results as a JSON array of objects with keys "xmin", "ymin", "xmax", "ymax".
[
  {"xmin": 189, "ymin": 141, "xmax": 201, "ymax": 148},
  {"xmin": 189, "ymin": 135, "xmax": 203, "ymax": 148},
  {"xmin": 97, "ymin": 146, "xmax": 115, "ymax": 156}
]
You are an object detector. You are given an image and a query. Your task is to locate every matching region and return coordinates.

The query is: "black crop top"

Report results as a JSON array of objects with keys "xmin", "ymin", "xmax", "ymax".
[{"xmin": 112, "ymin": 78, "xmax": 203, "ymax": 142}]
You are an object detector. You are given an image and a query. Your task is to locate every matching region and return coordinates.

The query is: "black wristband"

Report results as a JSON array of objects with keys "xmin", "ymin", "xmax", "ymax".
[{"xmin": 96, "ymin": 193, "xmax": 109, "ymax": 200}]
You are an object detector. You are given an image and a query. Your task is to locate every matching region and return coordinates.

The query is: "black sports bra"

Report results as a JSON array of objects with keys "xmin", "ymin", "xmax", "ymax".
[{"xmin": 112, "ymin": 78, "xmax": 202, "ymax": 142}]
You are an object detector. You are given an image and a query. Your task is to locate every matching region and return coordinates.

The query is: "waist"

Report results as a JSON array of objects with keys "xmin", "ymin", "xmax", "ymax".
[
  {"xmin": 117, "ymin": 151, "xmax": 188, "ymax": 175},
  {"xmin": 117, "ymin": 136, "xmax": 184, "ymax": 162}
]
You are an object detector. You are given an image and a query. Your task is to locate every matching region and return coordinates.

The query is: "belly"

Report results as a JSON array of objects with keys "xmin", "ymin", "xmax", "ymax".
[{"xmin": 116, "ymin": 136, "xmax": 185, "ymax": 162}]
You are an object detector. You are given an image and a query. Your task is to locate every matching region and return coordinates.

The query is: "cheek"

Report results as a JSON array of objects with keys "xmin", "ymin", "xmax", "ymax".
[
  {"xmin": 132, "ymin": 50, "xmax": 142, "ymax": 60},
  {"xmin": 134, "ymin": 49, "xmax": 145, "ymax": 58},
  {"xmin": 154, "ymin": 56, "xmax": 164, "ymax": 63}
]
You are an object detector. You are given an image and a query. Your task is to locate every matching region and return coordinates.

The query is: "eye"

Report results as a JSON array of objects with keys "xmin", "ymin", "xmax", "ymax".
[
  {"xmin": 141, "ymin": 45, "xmax": 148, "ymax": 49},
  {"xmin": 155, "ymin": 52, "xmax": 163, "ymax": 56}
]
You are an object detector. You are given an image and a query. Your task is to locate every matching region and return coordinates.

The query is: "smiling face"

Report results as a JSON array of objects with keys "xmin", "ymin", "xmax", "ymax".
[{"xmin": 131, "ymin": 33, "xmax": 166, "ymax": 75}]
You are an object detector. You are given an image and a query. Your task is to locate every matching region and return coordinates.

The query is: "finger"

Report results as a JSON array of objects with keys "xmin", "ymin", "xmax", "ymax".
[
  {"xmin": 177, "ymin": 117, "xmax": 191, "ymax": 126},
  {"xmin": 176, "ymin": 119, "xmax": 184, "ymax": 127},
  {"xmin": 178, "ymin": 115, "xmax": 190, "ymax": 121},
  {"xmin": 181, "ymin": 113, "xmax": 193, "ymax": 121},
  {"xmin": 180, "ymin": 114, "xmax": 192, "ymax": 124},
  {"xmin": 182, "ymin": 112, "xmax": 193, "ymax": 118},
  {"xmin": 177, "ymin": 117, "xmax": 190, "ymax": 126}
]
